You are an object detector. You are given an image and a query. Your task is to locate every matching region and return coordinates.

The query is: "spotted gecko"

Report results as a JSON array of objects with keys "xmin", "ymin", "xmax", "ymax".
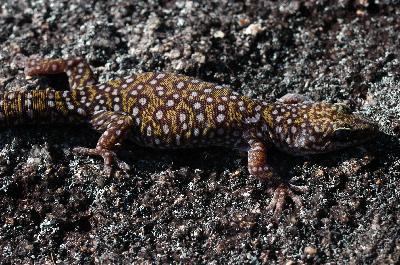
[{"xmin": 2, "ymin": 56, "xmax": 378, "ymax": 217}]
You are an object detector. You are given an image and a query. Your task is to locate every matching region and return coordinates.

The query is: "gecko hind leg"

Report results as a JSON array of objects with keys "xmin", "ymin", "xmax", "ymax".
[
  {"xmin": 23, "ymin": 56, "xmax": 97, "ymax": 90},
  {"xmin": 73, "ymin": 111, "xmax": 134, "ymax": 176}
]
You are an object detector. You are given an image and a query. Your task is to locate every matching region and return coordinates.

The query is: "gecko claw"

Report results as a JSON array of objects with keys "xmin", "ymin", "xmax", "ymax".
[{"xmin": 72, "ymin": 147, "xmax": 130, "ymax": 176}]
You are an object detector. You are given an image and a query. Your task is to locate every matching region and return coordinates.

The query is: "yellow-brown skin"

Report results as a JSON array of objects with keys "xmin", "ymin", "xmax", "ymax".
[
  {"xmin": 0, "ymin": 56, "xmax": 378, "ymax": 219},
  {"xmin": 262, "ymin": 102, "xmax": 378, "ymax": 155}
]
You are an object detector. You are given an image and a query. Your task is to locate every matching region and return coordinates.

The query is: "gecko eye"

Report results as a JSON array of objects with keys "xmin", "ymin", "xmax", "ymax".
[{"xmin": 332, "ymin": 128, "xmax": 353, "ymax": 141}]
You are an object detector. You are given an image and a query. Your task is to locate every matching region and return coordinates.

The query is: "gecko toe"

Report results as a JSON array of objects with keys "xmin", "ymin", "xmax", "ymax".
[
  {"xmin": 267, "ymin": 183, "xmax": 306, "ymax": 219},
  {"xmin": 113, "ymin": 157, "xmax": 131, "ymax": 171},
  {"xmin": 72, "ymin": 147, "xmax": 129, "ymax": 175},
  {"xmin": 12, "ymin": 53, "xmax": 28, "ymax": 69}
]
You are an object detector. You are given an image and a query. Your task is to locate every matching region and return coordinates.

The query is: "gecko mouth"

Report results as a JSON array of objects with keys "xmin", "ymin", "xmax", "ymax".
[
  {"xmin": 353, "ymin": 116, "xmax": 379, "ymax": 141},
  {"xmin": 332, "ymin": 116, "xmax": 379, "ymax": 148}
]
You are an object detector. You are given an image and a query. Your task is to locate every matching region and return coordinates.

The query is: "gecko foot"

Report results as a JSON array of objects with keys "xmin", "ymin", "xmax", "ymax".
[
  {"xmin": 12, "ymin": 53, "xmax": 28, "ymax": 69},
  {"xmin": 72, "ymin": 147, "xmax": 130, "ymax": 176},
  {"xmin": 266, "ymin": 183, "xmax": 308, "ymax": 220}
]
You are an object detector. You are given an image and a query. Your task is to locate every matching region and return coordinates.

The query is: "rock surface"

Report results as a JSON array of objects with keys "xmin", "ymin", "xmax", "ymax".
[{"xmin": 0, "ymin": 0, "xmax": 399, "ymax": 264}]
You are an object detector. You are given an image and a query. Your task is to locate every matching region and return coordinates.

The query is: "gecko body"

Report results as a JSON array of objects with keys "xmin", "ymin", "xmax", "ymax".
[{"xmin": 1, "ymin": 57, "xmax": 378, "ymax": 217}]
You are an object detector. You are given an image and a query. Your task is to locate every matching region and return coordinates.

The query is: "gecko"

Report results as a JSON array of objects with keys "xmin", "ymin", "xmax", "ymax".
[{"xmin": 2, "ymin": 56, "xmax": 378, "ymax": 218}]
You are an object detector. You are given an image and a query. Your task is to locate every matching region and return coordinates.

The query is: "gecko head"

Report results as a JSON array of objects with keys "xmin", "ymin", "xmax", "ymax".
[{"xmin": 265, "ymin": 102, "xmax": 378, "ymax": 155}]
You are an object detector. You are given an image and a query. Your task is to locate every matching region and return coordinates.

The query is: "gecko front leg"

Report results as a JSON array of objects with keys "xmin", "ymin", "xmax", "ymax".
[{"xmin": 245, "ymin": 132, "xmax": 307, "ymax": 219}]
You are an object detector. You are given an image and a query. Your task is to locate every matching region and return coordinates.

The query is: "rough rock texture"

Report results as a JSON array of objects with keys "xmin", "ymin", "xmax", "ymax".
[{"xmin": 0, "ymin": 0, "xmax": 399, "ymax": 264}]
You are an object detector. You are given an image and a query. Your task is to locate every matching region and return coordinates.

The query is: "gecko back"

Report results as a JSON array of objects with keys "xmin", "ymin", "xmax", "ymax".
[{"xmin": 111, "ymin": 72, "xmax": 262, "ymax": 149}]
